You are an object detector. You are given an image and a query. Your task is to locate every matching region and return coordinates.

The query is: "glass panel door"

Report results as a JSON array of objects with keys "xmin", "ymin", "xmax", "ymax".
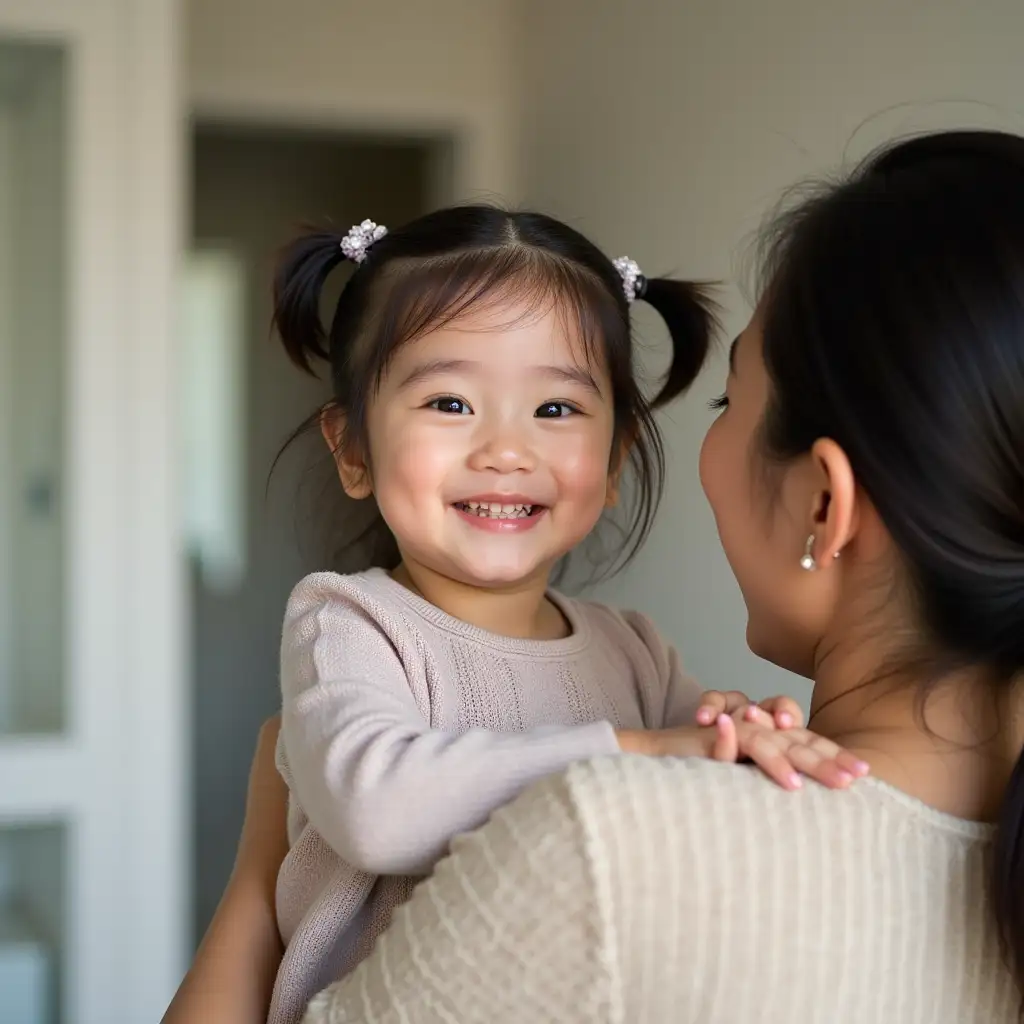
[
  {"xmin": 0, "ymin": 37, "xmax": 68, "ymax": 1024},
  {"xmin": 0, "ymin": 39, "xmax": 66, "ymax": 739}
]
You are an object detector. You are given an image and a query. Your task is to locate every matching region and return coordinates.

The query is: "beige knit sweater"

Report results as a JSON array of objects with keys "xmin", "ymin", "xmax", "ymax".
[
  {"xmin": 303, "ymin": 756, "xmax": 1016, "ymax": 1024},
  {"xmin": 271, "ymin": 569, "xmax": 701, "ymax": 1024}
]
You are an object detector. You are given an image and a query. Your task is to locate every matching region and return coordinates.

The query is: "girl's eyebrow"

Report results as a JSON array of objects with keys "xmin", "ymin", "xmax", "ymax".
[
  {"xmin": 728, "ymin": 335, "xmax": 740, "ymax": 375},
  {"xmin": 396, "ymin": 359, "xmax": 602, "ymax": 395},
  {"xmin": 542, "ymin": 364, "xmax": 601, "ymax": 394},
  {"xmin": 396, "ymin": 358, "xmax": 476, "ymax": 390}
]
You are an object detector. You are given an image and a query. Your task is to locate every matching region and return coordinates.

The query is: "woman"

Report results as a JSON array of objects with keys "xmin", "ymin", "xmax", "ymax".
[{"xmin": 165, "ymin": 129, "xmax": 1024, "ymax": 1022}]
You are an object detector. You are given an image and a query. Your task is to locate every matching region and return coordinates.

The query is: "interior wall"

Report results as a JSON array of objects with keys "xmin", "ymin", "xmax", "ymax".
[
  {"xmin": 520, "ymin": 0, "xmax": 1024, "ymax": 701},
  {"xmin": 186, "ymin": 0, "xmax": 522, "ymax": 203},
  {"xmin": 190, "ymin": 126, "xmax": 430, "ymax": 938}
]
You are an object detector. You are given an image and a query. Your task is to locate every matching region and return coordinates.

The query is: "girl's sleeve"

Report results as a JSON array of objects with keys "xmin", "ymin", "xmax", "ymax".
[
  {"xmin": 620, "ymin": 609, "xmax": 703, "ymax": 728},
  {"xmin": 300, "ymin": 771, "xmax": 608, "ymax": 1024},
  {"xmin": 281, "ymin": 581, "xmax": 620, "ymax": 877}
]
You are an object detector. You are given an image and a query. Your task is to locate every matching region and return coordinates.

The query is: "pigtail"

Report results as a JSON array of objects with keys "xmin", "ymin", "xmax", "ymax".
[
  {"xmin": 640, "ymin": 279, "xmax": 720, "ymax": 407},
  {"xmin": 272, "ymin": 230, "xmax": 347, "ymax": 374}
]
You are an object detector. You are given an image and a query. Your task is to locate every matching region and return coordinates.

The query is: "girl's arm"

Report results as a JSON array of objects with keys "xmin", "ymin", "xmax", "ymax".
[
  {"xmin": 285, "ymin": 581, "xmax": 863, "ymax": 881},
  {"xmin": 161, "ymin": 718, "xmax": 288, "ymax": 1024},
  {"xmin": 282, "ymin": 583, "xmax": 623, "ymax": 878}
]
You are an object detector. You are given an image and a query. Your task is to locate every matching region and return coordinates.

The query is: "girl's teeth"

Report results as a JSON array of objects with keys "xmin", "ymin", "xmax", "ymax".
[{"xmin": 458, "ymin": 501, "xmax": 535, "ymax": 519}]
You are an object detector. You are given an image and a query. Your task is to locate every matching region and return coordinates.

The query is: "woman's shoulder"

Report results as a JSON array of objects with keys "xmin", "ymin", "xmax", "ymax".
[
  {"xmin": 497, "ymin": 758, "xmax": 1006, "ymax": 1024},
  {"xmin": 559, "ymin": 755, "xmax": 996, "ymax": 853},
  {"xmin": 559, "ymin": 756, "xmax": 802, "ymax": 840}
]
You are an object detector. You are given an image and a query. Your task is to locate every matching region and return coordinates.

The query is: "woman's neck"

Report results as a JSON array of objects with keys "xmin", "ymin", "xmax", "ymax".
[
  {"xmin": 807, "ymin": 634, "xmax": 1019, "ymax": 822},
  {"xmin": 390, "ymin": 559, "xmax": 569, "ymax": 640}
]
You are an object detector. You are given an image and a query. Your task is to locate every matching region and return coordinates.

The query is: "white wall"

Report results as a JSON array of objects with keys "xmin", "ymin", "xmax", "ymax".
[
  {"xmin": 521, "ymin": 0, "xmax": 1024, "ymax": 701},
  {"xmin": 187, "ymin": 0, "xmax": 522, "ymax": 202}
]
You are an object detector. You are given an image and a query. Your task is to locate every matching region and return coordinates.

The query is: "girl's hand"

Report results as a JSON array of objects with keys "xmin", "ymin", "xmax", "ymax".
[
  {"xmin": 709, "ymin": 713, "xmax": 870, "ymax": 791},
  {"xmin": 616, "ymin": 715, "xmax": 869, "ymax": 792},
  {"xmin": 695, "ymin": 689, "xmax": 804, "ymax": 730}
]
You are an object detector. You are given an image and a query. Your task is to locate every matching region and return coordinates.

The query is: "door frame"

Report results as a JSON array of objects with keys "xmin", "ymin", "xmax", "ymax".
[
  {"xmin": 0, "ymin": 2, "xmax": 187, "ymax": 1021},
  {"xmin": 188, "ymin": 88, "xmax": 505, "ymax": 211}
]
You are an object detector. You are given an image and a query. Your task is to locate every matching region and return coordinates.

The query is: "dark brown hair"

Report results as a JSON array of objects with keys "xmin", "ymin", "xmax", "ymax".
[{"xmin": 273, "ymin": 203, "xmax": 717, "ymax": 576}]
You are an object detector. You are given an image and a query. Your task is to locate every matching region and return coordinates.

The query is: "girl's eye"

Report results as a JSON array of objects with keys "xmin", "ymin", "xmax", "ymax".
[
  {"xmin": 708, "ymin": 394, "xmax": 729, "ymax": 412},
  {"xmin": 429, "ymin": 396, "xmax": 472, "ymax": 415},
  {"xmin": 535, "ymin": 401, "xmax": 579, "ymax": 419}
]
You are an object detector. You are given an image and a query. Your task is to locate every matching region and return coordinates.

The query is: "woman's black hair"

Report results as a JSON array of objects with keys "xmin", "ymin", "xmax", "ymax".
[
  {"xmin": 272, "ymin": 204, "xmax": 717, "ymax": 576},
  {"xmin": 755, "ymin": 130, "xmax": 1024, "ymax": 1004}
]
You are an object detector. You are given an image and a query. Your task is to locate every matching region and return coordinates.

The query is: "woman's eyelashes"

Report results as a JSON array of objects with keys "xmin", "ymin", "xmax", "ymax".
[
  {"xmin": 708, "ymin": 393, "xmax": 729, "ymax": 412},
  {"xmin": 425, "ymin": 397, "xmax": 584, "ymax": 418}
]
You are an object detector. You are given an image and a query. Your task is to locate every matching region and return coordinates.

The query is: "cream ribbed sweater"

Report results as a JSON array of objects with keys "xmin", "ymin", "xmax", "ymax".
[
  {"xmin": 303, "ymin": 756, "xmax": 1016, "ymax": 1024},
  {"xmin": 271, "ymin": 569, "xmax": 701, "ymax": 1024}
]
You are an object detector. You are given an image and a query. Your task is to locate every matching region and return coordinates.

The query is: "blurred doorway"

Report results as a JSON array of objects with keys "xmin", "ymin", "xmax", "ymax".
[{"xmin": 187, "ymin": 122, "xmax": 446, "ymax": 941}]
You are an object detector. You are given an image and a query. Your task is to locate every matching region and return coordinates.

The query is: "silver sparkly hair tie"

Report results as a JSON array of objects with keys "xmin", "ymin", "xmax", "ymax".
[
  {"xmin": 340, "ymin": 219, "xmax": 388, "ymax": 264},
  {"xmin": 612, "ymin": 256, "xmax": 647, "ymax": 304}
]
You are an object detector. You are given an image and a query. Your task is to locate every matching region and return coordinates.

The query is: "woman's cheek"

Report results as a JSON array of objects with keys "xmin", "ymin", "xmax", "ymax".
[{"xmin": 699, "ymin": 419, "xmax": 724, "ymax": 507}]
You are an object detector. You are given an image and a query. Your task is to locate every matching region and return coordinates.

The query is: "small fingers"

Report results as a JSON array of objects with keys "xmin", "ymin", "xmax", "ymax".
[
  {"xmin": 695, "ymin": 691, "xmax": 725, "ymax": 725},
  {"xmin": 696, "ymin": 689, "xmax": 750, "ymax": 725},
  {"xmin": 737, "ymin": 727, "xmax": 803, "ymax": 791},
  {"xmin": 835, "ymin": 748, "xmax": 871, "ymax": 778},
  {"xmin": 759, "ymin": 694, "xmax": 804, "ymax": 729},
  {"xmin": 785, "ymin": 744, "xmax": 854, "ymax": 789},
  {"xmin": 737, "ymin": 723, "xmax": 870, "ymax": 793},
  {"xmin": 712, "ymin": 714, "xmax": 739, "ymax": 763},
  {"xmin": 740, "ymin": 704, "xmax": 776, "ymax": 729},
  {"xmin": 779, "ymin": 732, "xmax": 871, "ymax": 789},
  {"xmin": 794, "ymin": 731, "xmax": 870, "ymax": 779}
]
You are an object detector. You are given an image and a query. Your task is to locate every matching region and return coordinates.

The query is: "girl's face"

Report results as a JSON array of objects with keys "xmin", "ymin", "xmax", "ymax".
[
  {"xmin": 339, "ymin": 296, "xmax": 619, "ymax": 590},
  {"xmin": 699, "ymin": 318, "xmax": 838, "ymax": 677}
]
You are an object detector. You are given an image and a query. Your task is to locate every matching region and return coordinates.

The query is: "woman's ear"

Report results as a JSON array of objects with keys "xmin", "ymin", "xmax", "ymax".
[
  {"xmin": 808, "ymin": 438, "xmax": 857, "ymax": 561},
  {"xmin": 321, "ymin": 405, "xmax": 373, "ymax": 499}
]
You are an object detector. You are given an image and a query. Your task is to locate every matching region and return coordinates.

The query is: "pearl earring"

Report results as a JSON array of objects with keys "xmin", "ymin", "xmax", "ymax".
[{"xmin": 800, "ymin": 535, "xmax": 817, "ymax": 572}]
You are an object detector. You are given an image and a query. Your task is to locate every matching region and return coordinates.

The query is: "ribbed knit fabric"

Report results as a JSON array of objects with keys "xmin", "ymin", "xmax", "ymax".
[
  {"xmin": 270, "ymin": 569, "xmax": 701, "ymax": 1024},
  {"xmin": 303, "ymin": 756, "xmax": 1016, "ymax": 1024}
]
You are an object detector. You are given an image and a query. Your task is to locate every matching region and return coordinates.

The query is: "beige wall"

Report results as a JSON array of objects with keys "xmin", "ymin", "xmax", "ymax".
[
  {"xmin": 186, "ymin": 0, "xmax": 522, "ymax": 202},
  {"xmin": 521, "ymin": 0, "xmax": 1024, "ymax": 700}
]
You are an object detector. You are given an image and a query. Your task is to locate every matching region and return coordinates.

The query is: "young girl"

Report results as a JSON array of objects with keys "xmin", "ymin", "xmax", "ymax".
[{"xmin": 268, "ymin": 206, "xmax": 866, "ymax": 1024}]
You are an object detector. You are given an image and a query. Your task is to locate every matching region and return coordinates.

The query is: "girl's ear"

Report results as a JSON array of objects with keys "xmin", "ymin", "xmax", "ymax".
[
  {"xmin": 605, "ymin": 436, "xmax": 633, "ymax": 508},
  {"xmin": 321, "ymin": 405, "xmax": 373, "ymax": 499}
]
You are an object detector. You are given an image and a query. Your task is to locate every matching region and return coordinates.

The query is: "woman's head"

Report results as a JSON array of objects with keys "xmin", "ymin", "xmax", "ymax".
[
  {"xmin": 702, "ymin": 130, "xmax": 1024, "ymax": 687},
  {"xmin": 274, "ymin": 205, "xmax": 716, "ymax": 588},
  {"xmin": 700, "ymin": 129, "xmax": 1024, "ymax": 990}
]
